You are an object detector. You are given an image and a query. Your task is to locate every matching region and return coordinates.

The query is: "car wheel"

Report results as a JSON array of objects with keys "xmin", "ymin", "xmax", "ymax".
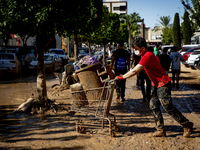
[
  {"xmin": 197, "ymin": 62, "xmax": 200, "ymax": 70},
  {"xmin": 190, "ymin": 66, "xmax": 196, "ymax": 70}
]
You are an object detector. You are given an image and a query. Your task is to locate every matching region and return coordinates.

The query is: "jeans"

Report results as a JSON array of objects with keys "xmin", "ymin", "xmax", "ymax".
[
  {"xmin": 140, "ymin": 72, "xmax": 151, "ymax": 100},
  {"xmin": 149, "ymin": 81, "xmax": 189, "ymax": 129},
  {"xmin": 116, "ymin": 79, "xmax": 126, "ymax": 99}
]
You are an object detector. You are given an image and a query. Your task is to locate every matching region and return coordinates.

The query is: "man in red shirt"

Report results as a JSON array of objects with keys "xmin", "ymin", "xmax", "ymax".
[{"xmin": 116, "ymin": 37, "xmax": 193, "ymax": 138}]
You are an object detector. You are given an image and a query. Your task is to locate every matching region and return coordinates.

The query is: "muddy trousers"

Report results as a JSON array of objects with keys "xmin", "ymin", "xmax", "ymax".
[
  {"xmin": 149, "ymin": 81, "xmax": 189, "ymax": 129},
  {"xmin": 116, "ymin": 79, "xmax": 126, "ymax": 99}
]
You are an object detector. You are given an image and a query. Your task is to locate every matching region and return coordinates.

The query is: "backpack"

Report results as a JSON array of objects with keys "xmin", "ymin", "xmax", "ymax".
[{"xmin": 116, "ymin": 57, "xmax": 126, "ymax": 70}]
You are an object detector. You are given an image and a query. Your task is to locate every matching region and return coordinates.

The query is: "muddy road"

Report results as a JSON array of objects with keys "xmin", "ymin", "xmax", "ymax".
[{"xmin": 0, "ymin": 65, "xmax": 200, "ymax": 150}]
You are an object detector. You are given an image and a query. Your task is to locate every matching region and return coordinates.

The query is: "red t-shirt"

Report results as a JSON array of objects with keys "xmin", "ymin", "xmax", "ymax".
[{"xmin": 139, "ymin": 51, "xmax": 171, "ymax": 88}]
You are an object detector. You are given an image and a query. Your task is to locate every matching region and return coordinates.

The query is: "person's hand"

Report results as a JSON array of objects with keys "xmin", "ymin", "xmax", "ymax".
[{"xmin": 115, "ymin": 75, "xmax": 124, "ymax": 81}]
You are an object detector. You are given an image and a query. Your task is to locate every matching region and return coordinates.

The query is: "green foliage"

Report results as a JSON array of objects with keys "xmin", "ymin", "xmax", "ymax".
[
  {"xmin": 92, "ymin": 5, "xmax": 120, "ymax": 45},
  {"xmin": 120, "ymin": 13, "xmax": 141, "ymax": 37},
  {"xmin": 161, "ymin": 27, "xmax": 173, "ymax": 45},
  {"xmin": 182, "ymin": 0, "xmax": 200, "ymax": 31},
  {"xmin": 173, "ymin": 13, "xmax": 181, "ymax": 47},
  {"xmin": 158, "ymin": 16, "xmax": 171, "ymax": 27},
  {"xmin": 116, "ymin": 23, "xmax": 129, "ymax": 43},
  {"xmin": 182, "ymin": 10, "xmax": 193, "ymax": 44}
]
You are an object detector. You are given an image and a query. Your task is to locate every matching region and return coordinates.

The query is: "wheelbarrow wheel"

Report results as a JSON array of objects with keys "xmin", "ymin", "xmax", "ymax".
[
  {"xmin": 77, "ymin": 126, "xmax": 86, "ymax": 134},
  {"xmin": 114, "ymin": 125, "xmax": 120, "ymax": 132}
]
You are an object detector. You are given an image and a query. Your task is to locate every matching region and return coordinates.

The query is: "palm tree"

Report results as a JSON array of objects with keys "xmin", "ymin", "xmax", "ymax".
[
  {"xmin": 158, "ymin": 16, "xmax": 171, "ymax": 27},
  {"xmin": 121, "ymin": 13, "xmax": 141, "ymax": 47},
  {"xmin": 153, "ymin": 16, "xmax": 171, "ymax": 32}
]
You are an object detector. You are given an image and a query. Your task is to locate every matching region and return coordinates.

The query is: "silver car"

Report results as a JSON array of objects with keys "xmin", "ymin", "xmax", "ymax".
[
  {"xmin": 29, "ymin": 54, "xmax": 63, "ymax": 72},
  {"xmin": 0, "ymin": 52, "xmax": 21, "ymax": 75}
]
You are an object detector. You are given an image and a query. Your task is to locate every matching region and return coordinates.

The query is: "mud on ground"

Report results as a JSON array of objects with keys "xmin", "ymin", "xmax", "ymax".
[{"xmin": 0, "ymin": 65, "xmax": 200, "ymax": 150}]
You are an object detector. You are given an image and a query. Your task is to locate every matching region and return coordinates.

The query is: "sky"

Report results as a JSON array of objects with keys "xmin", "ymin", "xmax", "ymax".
[{"xmin": 104, "ymin": 0, "xmax": 187, "ymax": 29}]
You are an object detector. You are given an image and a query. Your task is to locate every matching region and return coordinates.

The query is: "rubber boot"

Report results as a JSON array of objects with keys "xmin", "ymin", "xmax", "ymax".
[
  {"xmin": 150, "ymin": 129, "xmax": 166, "ymax": 137},
  {"xmin": 183, "ymin": 122, "xmax": 193, "ymax": 137}
]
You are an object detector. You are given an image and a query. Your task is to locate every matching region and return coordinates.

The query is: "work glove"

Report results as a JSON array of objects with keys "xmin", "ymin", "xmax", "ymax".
[{"xmin": 115, "ymin": 75, "xmax": 124, "ymax": 81}]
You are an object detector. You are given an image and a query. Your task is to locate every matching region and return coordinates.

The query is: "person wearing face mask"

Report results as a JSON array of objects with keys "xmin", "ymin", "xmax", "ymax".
[{"xmin": 115, "ymin": 37, "xmax": 193, "ymax": 138}]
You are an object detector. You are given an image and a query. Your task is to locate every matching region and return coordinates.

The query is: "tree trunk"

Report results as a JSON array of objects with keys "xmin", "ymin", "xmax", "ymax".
[
  {"xmin": 36, "ymin": 34, "xmax": 52, "ymax": 106},
  {"xmin": 127, "ymin": 23, "xmax": 131, "ymax": 48},
  {"xmin": 74, "ymin": 35, "xmax": 78, "ymax": 62},
  {"xmin": 87, "ymin": 39, "xmax": 92, "ymax": 55},
  {"xmin": 36, "ymin": 46, "xmax": 47, "ymax": 105}
]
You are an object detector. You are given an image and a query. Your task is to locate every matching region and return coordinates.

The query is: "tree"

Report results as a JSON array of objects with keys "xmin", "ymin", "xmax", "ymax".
[
  {"xmin": 116, "ymin": 23, "xmax": 129, "ymax": 44},
  {"xmin": 92, "ymin": 6, "xmax": 120, "ymax": 65},
  {"xmin": 158, "ymin": 16, "xmax": 171, "ymax": 27},
  {"xmin": 161, "ymin": 27, "xmax": 173, "ymax": 45},
  {"xmin": 181, "ymin": 0, "xmax": 200, "ymax": 31},
  {"xmin": 173, "ymin": 13, "xmax": 181, "ymax": 47},
  {"xmin": 0, "ymin": 0, "xmax": 102, "ymax": 108},
  {"xmin": 120, "ymin": 13, "xmax": 141, "ymax": 47},
  {"xmin": 182, "ymin": 10, "xmax": 193, "ymax": 44}
]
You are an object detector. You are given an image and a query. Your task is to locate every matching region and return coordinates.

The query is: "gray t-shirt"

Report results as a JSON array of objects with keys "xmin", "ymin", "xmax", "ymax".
[{"xmin": 170, "ymin": 52, "xmax": 184, "ymax": 70}]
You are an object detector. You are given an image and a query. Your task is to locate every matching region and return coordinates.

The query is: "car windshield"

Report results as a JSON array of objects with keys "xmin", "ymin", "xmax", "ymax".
[
  {"xmin": 191, "ymin": 51, "xmax": 200, "ymax": 55},
  {"xmin": 79, "ymin": 49, "xmax": 89, "ymax": 54},
  {"xmin": 1, "ymin": 49, "xmax": 16, "ymax": 53},
  {"xmin": 0, "ymin": 54, "xmax": 14, "ymax": 59},
  {"xmin": 44, "ymin": 55, "xmax": 53, "ymax": 61},
  {"xmin": 50, "ymin": 50, "xmax": 64, "ymax": 55},
  {"xmin": 183, "ymin": 46, "xmax": 198, "ymax": 52}
]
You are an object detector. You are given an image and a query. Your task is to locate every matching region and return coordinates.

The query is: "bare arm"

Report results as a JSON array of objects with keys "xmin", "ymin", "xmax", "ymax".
[{"xmin": 122, "ymin": 64, "xmax": 145, "ymax": 79}]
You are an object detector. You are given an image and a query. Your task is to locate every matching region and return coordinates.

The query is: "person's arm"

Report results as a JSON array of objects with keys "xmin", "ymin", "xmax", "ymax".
[{"xmin": 122, "ymin": 64, "xmax": 145, "ymax": 79}]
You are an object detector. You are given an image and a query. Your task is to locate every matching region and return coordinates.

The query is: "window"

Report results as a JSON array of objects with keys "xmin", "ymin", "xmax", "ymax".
[
  {"xmin": 151, "ymin": 35, "xmax": 155, "ymax": 40},
  {"xmin": 120, "ymin": 6, "xmax": 127, "ymax": 11},
  {"xmin": 113, "ymin": 7, "xmax": 120, "ymax": 10},
  {"xmin": 156, "ymin": 35, "xmax": 162, "ymax": 40}
]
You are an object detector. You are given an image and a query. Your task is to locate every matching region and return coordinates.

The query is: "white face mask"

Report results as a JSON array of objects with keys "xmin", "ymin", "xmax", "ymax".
[{"xmin": 135, "ymin": 50, "xmax": 139, "ymax": 55}]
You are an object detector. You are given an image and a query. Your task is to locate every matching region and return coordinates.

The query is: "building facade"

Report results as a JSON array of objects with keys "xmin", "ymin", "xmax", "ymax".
[{"xmin": 103, "ymin": 1, "xmax": 127, "ymax": 16}]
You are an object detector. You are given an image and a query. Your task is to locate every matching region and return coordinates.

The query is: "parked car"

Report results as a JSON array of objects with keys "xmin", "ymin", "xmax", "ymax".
[
  {"xmin": 0, "ymin": 46, "xmax": 21, "ymax": 53},
  {"xmin": 180, "ymin": 44, "xmax": 200, "ymax": 55},
  {"xmin": 29, "ymin": 54, "xmax": 63, "ymax": 72},
  {"xmin": 0, "ymin": 52, "xmax": 21, "ymax": 75},
  {"xmin": 78, "ymin": 47, "xmax": 90, "ymax": 60},
  {"xmin": 47, "ymin": 48, "xmax": 68, "ymax": 65},
  {"xmin": 161, "ymin": 45, "xmax": 173, "ymax": 54},
  {"xmin": 194, "ymin": 56, "xmax": 200, "ymax": 70},
  {"xmin": 182, "ymin": 47, "xmax": 200, "ymax": 66},
  {"xmin": 187, "ymin": 50, "xmax": 200, "ymax": 69}
]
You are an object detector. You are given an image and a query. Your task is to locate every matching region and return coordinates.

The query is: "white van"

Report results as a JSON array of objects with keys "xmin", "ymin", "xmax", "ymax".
[{"xmin": 180, "ymin": 44, "xmax": 200, "ymax": 55}]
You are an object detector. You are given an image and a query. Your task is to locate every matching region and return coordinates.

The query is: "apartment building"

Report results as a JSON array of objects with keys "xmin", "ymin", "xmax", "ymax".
[{"xmin": 103, "ymin": 0, "xmax": 127, "ymax": 15}]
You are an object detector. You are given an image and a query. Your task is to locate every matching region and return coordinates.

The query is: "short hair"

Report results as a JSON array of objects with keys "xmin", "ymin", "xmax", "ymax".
[
  {"xmin": 133, "ymin": 37, "xmax": 147, "ymax": 49},
  {"xmin": 163, "ymin": 48, "xmax": 168, "ymax": 53},
  {"xmin": 117, "ymin": 40, "xmax": 124, "ymax": 47}
]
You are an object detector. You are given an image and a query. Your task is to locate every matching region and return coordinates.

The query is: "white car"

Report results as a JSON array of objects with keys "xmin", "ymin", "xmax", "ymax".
[
  {"xmin": 29, "ymin": 54, "xmax": 63, "ymax": 72},
  {"xmin": 187, "ymin": 50, "xmax": 200, "ymax": 69},
  {"xmin": 180, "ymin": 44, "xmax": 200, "ymax": 55},
  {"xmin": 0, "ymin": 52, "xmax": 21, "ymax": 75},
  {"xmin": 47, "ymin": 48, "xmax": 68, "ymax": 65}
]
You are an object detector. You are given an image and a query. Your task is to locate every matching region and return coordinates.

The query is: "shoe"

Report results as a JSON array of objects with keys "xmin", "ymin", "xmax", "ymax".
[
  {"xmin": 121, "ymin": 98, "xmax": 125, "ymax": 102},
  {"xmin": 143, "ymin": 95, "xmax": 146, "ymax": 102},
  {"xmin": 183, "ymin": 122, "xmax": 193, "ymax": 137},
  {"xmin": 150, "ymin": 129, "xmax": 166, "ymax": 137},
  {"xmin": 176, "ymin": 83, "xmax": 179, "ymax": 89},
  {"xmin": 116, "ymin": 96, "xmax": 120, "ymax": 101}
]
